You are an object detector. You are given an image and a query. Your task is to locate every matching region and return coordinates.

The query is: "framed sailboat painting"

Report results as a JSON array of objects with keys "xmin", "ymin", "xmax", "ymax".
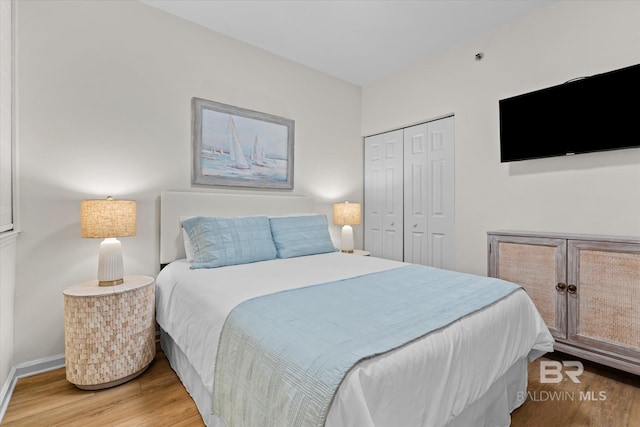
[{"xmin": 192, "ymin": 98, "xmax": 295, "ymax": 189}]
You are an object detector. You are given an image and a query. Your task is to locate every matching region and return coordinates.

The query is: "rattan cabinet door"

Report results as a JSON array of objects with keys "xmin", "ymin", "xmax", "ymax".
[
  {"xmin": 488, "ymin": 234, "xmax": 567, "ymax": 339},
  {"xmin": 567, "ymin": 240, "xmax": 640, "ymax": 363}
]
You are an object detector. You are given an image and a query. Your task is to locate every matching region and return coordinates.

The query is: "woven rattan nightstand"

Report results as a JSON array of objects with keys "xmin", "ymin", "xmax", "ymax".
[{"xmin": 63, "ymin": 275, "xmax": 155, "ymax": 390}]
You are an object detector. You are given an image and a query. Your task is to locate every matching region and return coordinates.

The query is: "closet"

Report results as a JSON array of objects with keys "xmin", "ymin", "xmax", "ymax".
[{"xmin": 364, "ymin": 116, "xmax": 454, "ymax": 268}]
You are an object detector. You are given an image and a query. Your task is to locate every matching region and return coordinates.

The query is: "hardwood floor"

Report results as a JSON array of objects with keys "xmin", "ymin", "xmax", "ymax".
[
  {"xmin": 511, "ymin": 352, "xmax": 640, "ymax": 427},
  {"xmin": 2, "ymin": 349, "xmax": 639, "ymax": 426},
  {"xmin": 2, "ymin": 348, "xmax": 204, "ymax": 427}
]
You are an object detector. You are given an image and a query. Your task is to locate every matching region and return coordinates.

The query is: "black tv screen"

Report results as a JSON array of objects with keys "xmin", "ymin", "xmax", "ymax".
[{"xmin": 499, "ymin": 63, "xmax": 640, "ymax": 162}]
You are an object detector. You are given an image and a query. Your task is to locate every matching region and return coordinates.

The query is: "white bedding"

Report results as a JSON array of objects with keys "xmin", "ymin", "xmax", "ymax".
[{"xmin": 156, "ymin": 252, "xmax": 554, "ymax": 427}]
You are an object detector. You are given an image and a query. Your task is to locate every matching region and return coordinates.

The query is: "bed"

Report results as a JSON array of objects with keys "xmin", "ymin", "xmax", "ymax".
[{"xmin": 156, "ymin": 191, "xmax": 554, "ymax": 427}]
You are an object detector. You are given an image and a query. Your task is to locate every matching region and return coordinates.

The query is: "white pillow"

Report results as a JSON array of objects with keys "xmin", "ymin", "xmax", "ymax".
[{"xmin": 180, "ymin": 216, "xmax": 195, "ymax": 262}]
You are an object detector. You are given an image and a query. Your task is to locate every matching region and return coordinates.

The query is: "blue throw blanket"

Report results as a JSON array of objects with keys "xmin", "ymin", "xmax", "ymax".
[{"xmin": 212, "ymin": 264, "xmax": 521, "ymax": 427}]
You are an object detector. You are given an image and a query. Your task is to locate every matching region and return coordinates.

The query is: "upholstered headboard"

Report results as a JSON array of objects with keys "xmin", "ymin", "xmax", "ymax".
[{"xmin": 160, "ymin": 191, "xmax": 314, "ymax": 264}]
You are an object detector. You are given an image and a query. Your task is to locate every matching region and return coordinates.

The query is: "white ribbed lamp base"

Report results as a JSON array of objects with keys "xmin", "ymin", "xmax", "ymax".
[
  {"xmin": 340, "ymin": 225, "xmax": 355, "ymax": 253},
  {"xmin": 97, "ymin": 238, "xmax": 124, "ymax": 286}
]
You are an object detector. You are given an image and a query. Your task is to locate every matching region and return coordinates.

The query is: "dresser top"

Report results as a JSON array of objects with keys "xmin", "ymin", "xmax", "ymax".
[{"xmin": 487, "ymin": 230, "xmax": 640, "ymax": 244}]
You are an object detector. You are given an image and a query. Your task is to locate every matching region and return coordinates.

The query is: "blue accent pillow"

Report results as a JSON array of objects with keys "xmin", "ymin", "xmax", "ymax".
[
  {"xmin": 269, "ymin": 215, "xmax": 336, "ymax": 259},
  {"xmin": 181, "ymin": 216, "xmax": 277, "ymax": 269}
]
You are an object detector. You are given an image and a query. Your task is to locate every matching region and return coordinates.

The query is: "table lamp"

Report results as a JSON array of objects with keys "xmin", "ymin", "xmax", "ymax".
[
  {"xmin": 81, "ymin": 196, "xmax": 136, "ymax": 286},
  {"xmin": 333, "ymin": 201, "xmax": 361, "ymax": 253}
]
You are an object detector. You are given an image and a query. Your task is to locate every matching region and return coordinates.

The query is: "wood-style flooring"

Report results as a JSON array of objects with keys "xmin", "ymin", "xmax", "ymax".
[
  {"xmin": 511, "ymin": 352, "xmax": 640, "ymax": 427},
  {"xmin": 2, "ymin": 348, "xmax": 203, "ymax": 427},
  {"xmin": 2, "ymin": 349, "xmax": 639, "ymax": 426}
]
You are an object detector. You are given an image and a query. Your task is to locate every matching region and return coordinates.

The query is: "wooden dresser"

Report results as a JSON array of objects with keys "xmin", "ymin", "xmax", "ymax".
[{"xmin": 487, "ymin": 231, "xmax": 640, "ymax": 375}]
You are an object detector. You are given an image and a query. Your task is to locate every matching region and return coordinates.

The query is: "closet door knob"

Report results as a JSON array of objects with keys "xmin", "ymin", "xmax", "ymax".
[
  {"xmin": 567, "ymin": 284, "xmax": 577, "ymax": 294},
  {"xmin": 556, "ymin": 282, "xmax": 566, "ymax": 291}
]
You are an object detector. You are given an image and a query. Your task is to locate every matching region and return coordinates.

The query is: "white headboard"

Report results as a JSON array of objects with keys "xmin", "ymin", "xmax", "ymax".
[{"xmin": 160, "ymin": 191, "xmax": 314, "ymax": 264}]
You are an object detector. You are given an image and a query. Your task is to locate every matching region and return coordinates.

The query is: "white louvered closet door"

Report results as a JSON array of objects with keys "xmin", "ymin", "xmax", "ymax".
[{"xmin": 364, "ymin": 130, "xmax": 404, "ymax": 261}]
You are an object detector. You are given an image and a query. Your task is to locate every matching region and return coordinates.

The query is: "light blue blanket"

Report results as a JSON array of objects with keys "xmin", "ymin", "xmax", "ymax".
[{"xmin": 212, "ymin": 264, "xmax": 521, "ymax": 427}]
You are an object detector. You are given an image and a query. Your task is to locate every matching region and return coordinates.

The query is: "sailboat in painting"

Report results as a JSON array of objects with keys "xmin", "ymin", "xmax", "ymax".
[
  {"xmin": 227, "ymin": 116, "xmax": 250, "ymax": 169},
  {"xmin": 253, "ymin": 135, "xmax": 267, "ymax": 166}
]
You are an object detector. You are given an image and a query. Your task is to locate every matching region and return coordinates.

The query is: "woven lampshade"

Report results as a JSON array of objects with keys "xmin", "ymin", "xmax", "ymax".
[
  {"xmin": 333, "ymin": 202, "xmax": 361, "ymax": 226},
  {"xmin": 81, "ymin": 197, "xmax": 136, "ymax": 238}
]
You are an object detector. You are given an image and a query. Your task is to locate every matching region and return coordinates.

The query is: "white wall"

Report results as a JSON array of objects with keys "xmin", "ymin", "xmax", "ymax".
[
  {"xmin": 14, "ymin": 0, "xmax": 362, "ymax": 364},
  {"xmin": 362, "ymin": 0, "xmax": 640, "ymax": 276}
]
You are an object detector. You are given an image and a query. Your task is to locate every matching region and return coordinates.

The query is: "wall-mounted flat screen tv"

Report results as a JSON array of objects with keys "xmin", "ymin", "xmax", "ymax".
[{"xmin": 499, "ymin": 63, "xmax": 640, "ymax": 162}]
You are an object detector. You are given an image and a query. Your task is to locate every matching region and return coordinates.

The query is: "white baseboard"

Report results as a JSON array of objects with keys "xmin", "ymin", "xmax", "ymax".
[
  {"xmin": 13, "ymin": 354, "xmax": 65, "ymax": 378},
  {"xmin": 0, "ymin": 354, "xmax": 65, "ymax": 423},
  {"xmin": 0, "ymin": 366, "xmax": 17, "ymax": 424}
]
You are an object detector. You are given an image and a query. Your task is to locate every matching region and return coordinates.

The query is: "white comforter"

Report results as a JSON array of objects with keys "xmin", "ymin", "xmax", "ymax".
[{"xmin": 156, "ymin": 252, "xmax": 553, "ymax": 427}]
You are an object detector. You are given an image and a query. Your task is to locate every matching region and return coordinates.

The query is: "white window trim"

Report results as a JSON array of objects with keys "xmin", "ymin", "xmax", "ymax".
[{"xmin": 0, "ymin": 0, "xmax": 16, "ymax": 235}]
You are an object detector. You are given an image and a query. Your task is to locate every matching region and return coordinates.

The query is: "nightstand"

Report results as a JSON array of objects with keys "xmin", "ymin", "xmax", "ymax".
[
  {"xmin": 353, "ymin": 249, "xmax": 371, "ymax": 256},
  {"xmin": 63, "ymin": 275, "xmax": 156, "ymax": 390}
]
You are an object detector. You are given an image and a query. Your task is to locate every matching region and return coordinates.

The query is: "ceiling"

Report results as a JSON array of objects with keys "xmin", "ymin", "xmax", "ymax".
[{"xmin": 141, "ymin": 0, "xmax": 556, "ymax": 86}]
